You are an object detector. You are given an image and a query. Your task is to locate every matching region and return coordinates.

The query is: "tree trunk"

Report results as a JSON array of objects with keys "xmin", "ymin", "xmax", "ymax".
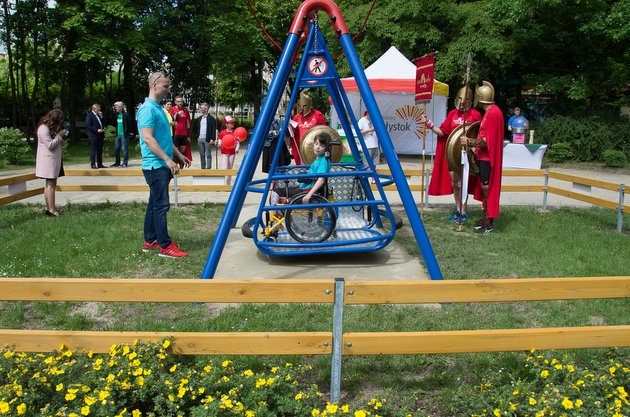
[{"xmin": 2, "ymin": 0, "xmax": 19, "ymax": 127}]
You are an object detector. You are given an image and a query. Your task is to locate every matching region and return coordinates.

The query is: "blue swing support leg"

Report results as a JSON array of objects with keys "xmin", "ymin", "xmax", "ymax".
[{"xmin": 201, "ymin": 0, "xmax": 443, "ymax": 281}]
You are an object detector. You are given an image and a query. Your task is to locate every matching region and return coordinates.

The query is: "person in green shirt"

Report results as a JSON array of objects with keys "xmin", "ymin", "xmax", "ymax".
[{"xmin": 111, "ymin": 101, "xmax": 131, "ymax": 167}]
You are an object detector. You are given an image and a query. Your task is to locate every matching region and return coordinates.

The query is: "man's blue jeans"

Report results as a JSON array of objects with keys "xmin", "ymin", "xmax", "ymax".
[
  {"xmin": 143, "ymin": 167, "xmax": 172, "ymax": 248},
  {"xmin": 114, "ymin": 135, "xmax": 129, "ymax": 165}
]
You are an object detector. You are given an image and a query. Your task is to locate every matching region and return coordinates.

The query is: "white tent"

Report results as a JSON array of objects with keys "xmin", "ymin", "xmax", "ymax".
[{"xmin": 331, "ymin": 46, "xmax": 449, "ymax": 155}]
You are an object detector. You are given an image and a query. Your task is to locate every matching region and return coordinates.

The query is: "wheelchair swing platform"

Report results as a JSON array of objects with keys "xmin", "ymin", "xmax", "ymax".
[{"xmin": 201, "ymin": 0, "xmax": 442, "ymax": 280}]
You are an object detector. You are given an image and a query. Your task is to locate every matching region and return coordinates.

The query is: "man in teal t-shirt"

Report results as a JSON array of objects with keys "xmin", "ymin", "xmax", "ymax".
[{"xmin": 137, "ymin": 72, "xmax": 191, "ymax": 259}]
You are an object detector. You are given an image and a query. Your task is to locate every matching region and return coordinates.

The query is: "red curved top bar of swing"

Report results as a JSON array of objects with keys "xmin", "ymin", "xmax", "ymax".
[{"xmin": 289, "ymin": 0, "xmax": 349, "ymax": 36}]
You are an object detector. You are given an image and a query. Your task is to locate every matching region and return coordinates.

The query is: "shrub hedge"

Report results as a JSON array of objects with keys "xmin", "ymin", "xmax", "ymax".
[{"xmin": 534, "ymin": 115, "xmax": 630, "ymax": 162}]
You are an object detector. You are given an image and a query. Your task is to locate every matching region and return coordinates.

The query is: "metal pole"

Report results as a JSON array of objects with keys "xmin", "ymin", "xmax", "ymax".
[
  {"xmin": 173, "ymin": 175, "xmax": 179, "ymax": 208},
  {"xmin": 424, "ymin": 169, "xmax": 431, "ymax": 206},
  {"xmin": 330, "ymin": 278, "xmax": 345, "ymax": 403},
  {"xmin": 542, "ymin": 170, "xmax": 549, "ymax": 211},
  {"xmin": 200, "ymin": 33, "xmax": 300, "ymax": 279},
  {"xmin": 339, "ymin": 33, "xmax": 443, "ymax": 280},
  {"xmin": 617, "ymin": 184, "xmax": 624, "ymax": 233}
]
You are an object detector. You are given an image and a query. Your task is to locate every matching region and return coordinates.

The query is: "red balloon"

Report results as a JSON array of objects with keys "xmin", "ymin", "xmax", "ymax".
[
  {"xmin": 221, "ymin": 134, "xmax": 236, "ymax": 150},
  {"xmin": 233, "ymin": 126, "xmax": 248, "ymax": 142}
]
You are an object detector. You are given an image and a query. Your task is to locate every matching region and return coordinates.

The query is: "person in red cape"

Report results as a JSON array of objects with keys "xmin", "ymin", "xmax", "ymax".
[
  {"xmin": 463, "ymin": 81, "xmax": 504, "ymax": 234},
  {"xmin": 290, "ymin": 91, "xmax": 326, "ymax": 165},
  {"xmin": 421, "ymin": 86, "xmax": 482, "ymax": 224}
]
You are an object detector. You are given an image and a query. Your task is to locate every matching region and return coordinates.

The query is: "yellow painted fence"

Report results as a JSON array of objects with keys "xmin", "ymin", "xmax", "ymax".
[
  {"xmin": 0, "ymin": 276, "xmax": 629, "ymax": 399},
  {"xmin": 0, "ymin": 168, "xmax": 627, "ymax": 231}
]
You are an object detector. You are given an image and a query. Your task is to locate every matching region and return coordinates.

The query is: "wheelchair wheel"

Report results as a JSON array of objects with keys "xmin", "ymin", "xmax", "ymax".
[
  {"xmin": 350, "ymin": 177, "xmax": 365, "ymax": 212},
  {"xmin": 286, "ymin": 193, "xmax": 336, "ymax": 243}
]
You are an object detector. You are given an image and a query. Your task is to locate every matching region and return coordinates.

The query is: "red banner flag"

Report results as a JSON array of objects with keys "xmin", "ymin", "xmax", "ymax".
[{"xmin": 415, "ymin": 53, "xmax": 436, "ymax": 103}]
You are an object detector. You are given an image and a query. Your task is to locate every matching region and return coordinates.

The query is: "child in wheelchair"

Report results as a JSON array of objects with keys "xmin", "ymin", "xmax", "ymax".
[{"xmin": 269, "ymin": 130, "xmax": 332, "ymax": 206}]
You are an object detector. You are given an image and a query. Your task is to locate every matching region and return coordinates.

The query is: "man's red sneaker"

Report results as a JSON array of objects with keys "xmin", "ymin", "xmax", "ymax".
[
  {"xmin": 158, "ymin": 242, "xmax": 188, "ymax": 258},
  {"xmin": 142, "ymin": 240, "xmax": 159, "ymax": 253}
]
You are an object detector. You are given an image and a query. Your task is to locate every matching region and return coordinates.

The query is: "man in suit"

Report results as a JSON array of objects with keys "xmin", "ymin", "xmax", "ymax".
[
  {"xmin": 86, "ymin": 103, "xmax": 106, "ymax": 168},
  {"xmin": 190, "ymin": 103, "xmax": 216, "ymax": 169}
]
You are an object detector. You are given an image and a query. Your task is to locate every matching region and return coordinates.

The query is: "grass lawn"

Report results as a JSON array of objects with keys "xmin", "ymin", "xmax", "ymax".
[{"xmin": 0, "ymin": 203, "xmax": 628, "ymax": 415}]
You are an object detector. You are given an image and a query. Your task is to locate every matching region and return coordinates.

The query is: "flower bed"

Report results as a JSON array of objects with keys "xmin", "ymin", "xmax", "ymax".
[
  {"xmin": 456, "ymin": 350, "xmax": 628, "ymax": 417},
  {"xmin": 0, "ymin": 339, "xmax": 414, "ymax": 416}
]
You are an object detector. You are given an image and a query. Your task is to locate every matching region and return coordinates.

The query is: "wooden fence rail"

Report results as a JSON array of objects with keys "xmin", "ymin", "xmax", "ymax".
[
  {"xmin": 1, "ymin": 168, "xmax": 627, "ymax": 231},
  {"xmin": 1, "ymin": 276, "xmax": 629, "ymax": 401},
  {"xmin": 0, "ymin": 277, "xmax": 628, "ymax": 355}
]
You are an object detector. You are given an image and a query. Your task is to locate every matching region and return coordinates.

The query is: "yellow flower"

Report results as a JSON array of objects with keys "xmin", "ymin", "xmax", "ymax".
[
  {"xmin": 295, "ymin": 392, "xmax": 304, "ymax": 400},
  {"xmin": 66, "ymin": 392, "xmax": 77, "ymax": 401},
  {"xmin": 618, "ymin": 386, "xmax": 628, "ymax": 399},
  {"xmin": 575, "ymin": 399, "xmax": 583, "ymax": 408},
  {"xmin": 512, "ymin": 389, "xmax": 519, "ymax": 395},
  {"xmin": 85, "ymin": 396, "xmax": 96, "ymax": 406},
  {"xmin": 81, "ymin": 405, "xmax": 90, "ymax": 416},
  {"xmin": 16, "ymin": 403, "xmax": 26, "ymax": 415},
  {"xmin": 562, "ymin": 397, "xmax": 574, "ymax": 409},
  {"xmin": 245, "ymin": 411, "xmax": 256, "ymax": 417},
  {"xmin": 341, "ymin": 405, "xmax": 350, "ymax": 413},
  {"xmin": 493, "ymin": 409, "xmax": 501, "ymax": 417},
  {"xmin": 221, "ymin": 360, "xmax": 231, "ymax": 367},
  {"xmin": 132, "ymin": 410, "xmax": 142, "ymax": 417},
  {"xmin": 0, "ymin": 401, "xmax": 9, "ymax": 413},
  {"xmin": 540, "ymin": 370, "xmax": 549, "ymax": 378},
  {"xmin": 609, "ymin": 366, "xmax": 616, "ymax": 375},
  {"xmin": 255, "ymin": 378, "xmax": 266, "ymax": 388},
  {"xmin": 162, "ymin": 339, "xmax": 171, "ymax": 349},
  {"xmin": 170, "ymin": 365, "xmax": 177, "ymax": 372},
  {"xmin": 98, "ymin": 390, "xmax": 110, "ymax": 401},
  {"xmin": 243, "ymin": 369, "xmax": 254, "ymax": 377},
  {"xmin": 326, "ymin": 403, "xmax": 339, "ymax": 413},
  {"xmin": 56, "ymin": 383, "xmax": 64, "ymax": 391},
  {"xmin": 567, "ymin": 364, "xmax": 575, "ymax": 372},
  {"xmin": 354, "ymin": 411, "xmax": 367, "ymax": 417},
  {"xmin": 311, "ymin": 409, "xmax": 320, "ymax": 416},
  {"xmin": 133, "ymin": 367, "xmax": 143, "ymax": 376},
  {"xmin": 271, "ymin": 366, "xmax": 278, "ymax": 373},
  {"xmin": 203, "ymin": 365, "xmax": 212, "ymax": 372},
  {"xmin": 529, "ymin": 397, "xmax": 537, "ymax": 405},
  {"xmin": 177, "ymin": 386, "xmax": 187, "ymax": 398},
  {"xmin": 509, "ymin": 402, "xmax": 517, "ymax": 411},
  {"xmin": 137, "ymin": 376, "xmax": 145, "ymax": 387}
]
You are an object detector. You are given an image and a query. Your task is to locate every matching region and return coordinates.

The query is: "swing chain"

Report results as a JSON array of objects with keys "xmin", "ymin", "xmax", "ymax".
[{"xmin": 313, "ymin": 12, "xmax": 320, "ymax": 52}]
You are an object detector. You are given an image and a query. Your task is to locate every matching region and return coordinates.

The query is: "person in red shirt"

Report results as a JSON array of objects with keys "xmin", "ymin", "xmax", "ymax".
[
  {"xmin": 290, "ymin": 91, "xmax": 326, "ymax": 165},
  {"xmin": 421, "ymin": 86, "xmax": 482, "ymax": 223},
  {"xmin": 218, "ymin": 115, "xmax": 240, "ymax": 185},
  {"xmin": 169, "ymin": 96, "xmax": 191, "ymax": 157},
  {"xmin": 462, "ymin": 81, "xmax": 504, "ymax": 234}
]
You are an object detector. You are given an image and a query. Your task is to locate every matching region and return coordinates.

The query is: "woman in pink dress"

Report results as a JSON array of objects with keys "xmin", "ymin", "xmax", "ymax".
[{"xmin": 35, "ymin": 109, "xmax": 68, "ymax": 217}]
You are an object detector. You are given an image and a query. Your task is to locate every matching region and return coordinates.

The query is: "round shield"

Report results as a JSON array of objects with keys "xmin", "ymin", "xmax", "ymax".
[
  {"xmin": 299, "ymin": 125, "xmax": 342, "ymax": 164},
  {"xmin": 445, "ymin": 121, "xmax": 481, "ymax": 176}
]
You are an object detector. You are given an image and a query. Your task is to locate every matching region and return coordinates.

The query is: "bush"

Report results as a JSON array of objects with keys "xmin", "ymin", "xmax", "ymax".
[
  {"xmin": 103, "ymin": 125, "xmax": 117, "ymax": 158},
  {"xmin": 601, "ymin": 149, "xmax": 627, "ymax": 168},
  {"xmin": 546, "ymin": 142, "xmax": 575, "ymax": 162},
  {"xmin": 535, "ymin": 115, "xmax": 630, "ymax": 162},
  {"xmin": 0, "ymin": 127, "xmax": 31, "ymax": 167},
  {"xmin": 453, "ymin": 349, "xmax": 628, "ymax": 416},
  {"xmin": 0, "ymin": 340, "xmax": 418, "ymax": 416}
]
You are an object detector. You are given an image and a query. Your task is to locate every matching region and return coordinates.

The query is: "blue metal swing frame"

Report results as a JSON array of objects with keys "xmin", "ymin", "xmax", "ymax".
[{"xmin": 201, "ymin": 0, "xmax": 442, "ymax": 280}]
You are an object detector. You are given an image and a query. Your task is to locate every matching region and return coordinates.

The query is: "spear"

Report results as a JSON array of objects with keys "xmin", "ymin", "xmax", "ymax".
[{"xmin": 459, "ymin": 52, "xmax": 473, "ymax": 231}]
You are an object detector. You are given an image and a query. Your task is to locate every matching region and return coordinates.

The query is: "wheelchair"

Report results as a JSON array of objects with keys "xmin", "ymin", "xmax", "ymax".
[{"xmin": 256, "ymin": 177, "xmax": 337, "ymax": 244}]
